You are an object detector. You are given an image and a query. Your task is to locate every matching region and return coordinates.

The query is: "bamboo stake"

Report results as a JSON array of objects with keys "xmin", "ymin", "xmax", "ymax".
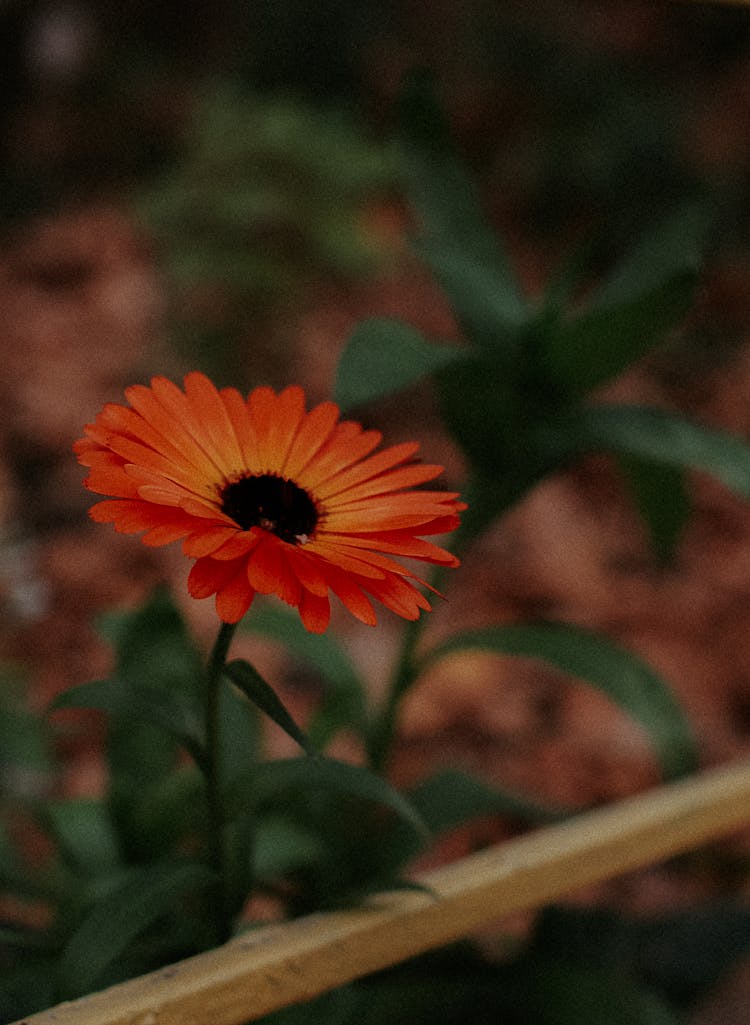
[{"xmin": 14, "ymin": 756, "xmax": 750, "ymax": 1025}]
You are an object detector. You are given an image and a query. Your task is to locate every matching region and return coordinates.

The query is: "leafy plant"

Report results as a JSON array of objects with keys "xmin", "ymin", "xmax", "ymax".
[{"xmin": 137, "ymin": 83, "xmax": 402, "ymax": 381}]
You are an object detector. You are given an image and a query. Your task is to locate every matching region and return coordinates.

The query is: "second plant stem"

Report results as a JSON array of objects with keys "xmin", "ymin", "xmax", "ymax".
[{"xmin": 204, "ymin": 619, "xmax": 238, "ymax": 945}]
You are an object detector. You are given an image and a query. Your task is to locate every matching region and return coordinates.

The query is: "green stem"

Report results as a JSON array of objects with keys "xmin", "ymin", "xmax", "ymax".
[
  {"xmin": 367, "ymin": 613, "xmax": 423, "ymax": 775},
  {"xmin": 367, "ymin": 541, "xmax": 469, "ymax": 774},
  {"xmin": 204, "ymin": 620, "xmax": 238, "ymax": 944}
]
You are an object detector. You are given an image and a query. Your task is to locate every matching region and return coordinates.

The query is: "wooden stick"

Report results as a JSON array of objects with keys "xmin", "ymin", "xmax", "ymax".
[{"xmin": 14, "ymin": 757, "xmax": 750, "ymax": 1025}]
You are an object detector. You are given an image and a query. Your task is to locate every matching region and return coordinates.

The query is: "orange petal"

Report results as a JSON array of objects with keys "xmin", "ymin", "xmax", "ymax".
[
  {"xmin": 322, "ymin": 463, "xmax": 446, "ymax": 506},
  {"xmin": 84, "ymin": 464, "xmax": 140, "ymax": 499},
  {"xmin": 321, "ymin": 530, "xmax": 459, "ymax": 564},
  {"xmin": 215, "ymin": 569, "xmax": 255, "ymax": 623},
  {"xmin": 127, "ymin": 382, "xmax": 226, "ymax": 483},
  {"xmin": 89, "ymin": 499, "xmax": 171, "ymax": 533},
  {"xmin": 141, "ymin": 521, "xmax": 197, "ymax": 546},
  {"xmin": 247, "ymin": 386, "xmax": 277, "ymax": 471},
  {"xmin": 182, "ymin": 526, "xmax": 241, "ymax": 558},
  {"xmin": 211, "ymin": 531, "xmax": 261, "ymax": 561},
  {"xmin": 299, "ymin": 423, "xmax": 382, "ymax": 490},
  {"xmin": 220, "ymin": 387, "xmax": 260, "ymax": 470},
  {"xmin": 285, "ymin": 546, "xmax": 330, "ymax": 597},
  {"xmin": 150, "ymin": 375, "xmax": 228, "ymax": 477},
  {"xmin": 327, "ymin": 569, "xmax": 377, "ymax": 626},
  {"xmin": 184, "ymin": 371, "xmax": 245, "ymax": 476},
  {"xmin": 188, "ymin": 556, "xmax": 241, "ymax": 599},
  {"xmin": 304, "ymin": 541, "xmax": 386, "ymax": 579},
  {"xmin": 322, "ymin": 509, "xmax": 445, "ymax": 532},
  {"xmin": 298, "ymin": 590, "xmax": 330, "ymax": 633},
  {"xmin": 283, "ymin": 400, "xmax": 340, "ymax": 480},
  {"xmin": 275, "ymin": 547, "xmax": 303, "ymax": 607},
  {"xmin": 264, "ymin": 386, "xmax": 306, "ymax": 473},
  {"xmin": 364, "ymin": 574, "xmax": 431, "ymax": 620},
  {"xmin": 313, "ymin": 441, "xmax": 419, "ymax": 500},
  {"xmin": 98, "ymin": 402, "xmax": 208, "ymax": 488},
  {"xmin": 245, "ymin": 537, "xmax": 289, "ymax": 595}
]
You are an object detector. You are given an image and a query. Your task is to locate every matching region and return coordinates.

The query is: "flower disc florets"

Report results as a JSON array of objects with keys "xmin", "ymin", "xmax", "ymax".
[
  {"xmin": 74, "ymin": 372, "xmax": 465, "ymax": 633},
  {"xmin": 219, "ymin": 474, "xmax": 318, "ymax": 542}
]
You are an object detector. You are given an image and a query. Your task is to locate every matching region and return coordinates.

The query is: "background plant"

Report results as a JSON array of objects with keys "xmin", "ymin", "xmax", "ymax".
[{"xmin": 3, "ymin": 6, "xmax": 750, "ymax": 1024}]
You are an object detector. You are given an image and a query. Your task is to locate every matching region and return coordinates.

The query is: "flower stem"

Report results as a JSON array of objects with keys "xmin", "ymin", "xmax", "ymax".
[
  {"xmin": 204, "ymin": 620, "xmax": 238, "ymax": 945},
  {"xmin": 367, "ymin": 558, "xmax": 460, "ymax": 774},
  {"xmin": 367, "ymin": 614, "xmax": 422, "ymax": 775}
]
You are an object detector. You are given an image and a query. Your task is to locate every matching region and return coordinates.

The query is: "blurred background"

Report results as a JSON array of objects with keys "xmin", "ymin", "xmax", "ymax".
[{"xmin": 4, "ymin": 1, "xmax": 750, "ymax": 1019}]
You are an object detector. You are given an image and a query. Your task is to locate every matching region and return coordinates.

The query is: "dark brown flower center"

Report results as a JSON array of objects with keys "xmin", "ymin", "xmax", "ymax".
[{"xmin": 220, "ymin": 473, "xmax": 318, "ymax": 543}]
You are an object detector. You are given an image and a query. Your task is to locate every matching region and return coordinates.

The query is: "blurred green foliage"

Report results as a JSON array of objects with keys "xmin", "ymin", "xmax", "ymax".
[
  {"xmin": 135, "ymin": 85, "xmax": 402, "ymax": 382},
  {"xmin": 4, "ymin": 6, "xmax": 750, "ymax": 1023}
]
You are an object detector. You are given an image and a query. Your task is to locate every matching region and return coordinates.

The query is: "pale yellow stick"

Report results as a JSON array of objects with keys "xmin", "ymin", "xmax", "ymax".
[{"xmin": 14, "ymin": 756, "xmax": 750, "ymax": 1025}]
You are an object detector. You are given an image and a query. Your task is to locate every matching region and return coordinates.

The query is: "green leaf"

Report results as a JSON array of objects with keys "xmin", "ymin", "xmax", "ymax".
[
  {"xmin": 253, "ymin": 815, "xmax": 324, "ymax": 881},
  {"xmin": 636, "ymin": 902, "xmax": 750, "ymax": 1008},
  {"xmin": 46, "ymin": 799, "xmax": 120, "ymax": 875},
  {"xmin": 224, "ymin": 659, "xmax": 315, "ymax": 755},
  {"xmin": 376, "ymin": 769, "xmax": 568, "ymax": 883},
  {"xmin": 0, "ymin": 670, "xmax": 52, "ymax": 774},
  {"xmin": 96, "ymin": 587, "xmax": 204, "ymax": 695},
  {"xmin": 422, "ymin": 624, "xmax": 697, "ymax": 780},
  {"xmin": 618, "ymin": 455, "xmax": 690, "ymax": 564},
  {"xmin": 241, "ymin": 602, "xmax": 368, "ymax": 749},
  {"xmin": 555, "ymin": 404, "xmax": 750, "ymax": 498},
  {"xmin": 399, "ymin": 70, "xmax": 528, "ymax": 345},
  {"xmin": 126, "ymin": 766, "xmax": 207, "ymax": 857},
  {"xmin": 50, "ymin": 677, "xmax": 205, "ymax": 767},
  {"xmin": 58, "ymin": 861, "xmax": 214, "ymax": 999},
  {"xmin": 334, "ymin": 317, "xmax": 460, "ymax": 412},
  {"xmin": 415, "ymin": 238, "xmax": 528, "ymax": 350},
  {"xmin": 218, "ymin": 674, "xmax": 262, "ymax": 785},
  {"xmin": 51, "ymin": 592, "xmax": 207, "ymax": 861},
  {"xmin": 410, "ymin": 768, "xmax": 566, "ymax": 835},
  {"xmin": 230, "ymin": 756, "xmax": 427, "ymax": 838},
  {"xmin": 533, "ymin": 901, "xmax": 750, "ymax": 1011},
  {"xmin": 591, "ymin": 204, "xmax": 708, "ymax": 310},
  {"xmin": 51, "ymin": 589, "xmax": 207, "ymax": 770},
  {"xmin": 0, "ymin": 958, "xmax": 58, "ymax": 1021},
  {"xmin": 511, "ymin": 960, "xmax": 679, "ymax": 1025},
  {"xmin": 545, "ymin": 204, "xmax": 710, "ymax": 397},
  {"xmin": 435, "ymin": 353, "xmax": 521, "ymax": 474}
]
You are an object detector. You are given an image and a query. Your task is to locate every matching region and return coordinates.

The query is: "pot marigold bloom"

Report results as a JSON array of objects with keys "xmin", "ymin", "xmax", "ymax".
[{"xmin": 74, "ymin": 373, "xmax": 465, "ymax": 633}]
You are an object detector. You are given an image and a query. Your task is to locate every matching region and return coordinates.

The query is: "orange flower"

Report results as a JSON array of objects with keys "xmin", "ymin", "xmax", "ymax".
[{"xmin": 74, "ymin": 373, "xmax": 465, "ymax": 632}]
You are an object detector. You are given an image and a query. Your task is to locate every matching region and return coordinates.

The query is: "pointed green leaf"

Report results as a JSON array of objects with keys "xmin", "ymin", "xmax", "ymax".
[
  {"xmin": 592, "ymin": 204, "xmax": 708, "ymax": 310},
  {"xmin": 436, "ymin": 353, "xmax": 521, "ymax": 474},
  {"xmin": 51, "ymin": 589, "xmax": 207, "ymax": 770},
  {"xmin": 399, "ymin": 70, "xmax": 528, "ymax": 344},
  {"xmin": 96, "ymin": 587, "xmax": 204, "ymax": 695},
  {"xmin": 218, "ymin": 673, "xmax": 262, "ymax": 785},
  {"xmin": 58, "ymin": 861, "xmax": 214, "ymax": 999},
  {"xmin": 546, "ymin": 204, "xmax": 710, "ymax": 397},
  {"xmin": 422, "ymin": 624, "xmax": 697, "ymax": 780},
  {"xmin": 224, "ymin": 659, "xmax": 314, "ymax": 755},
  {"xmin": 50, "ymin": 677, "xmax": 205, "ymax": 766},
  {"xmin": 46, "ymin": 799, "xmax": 120, "ymax": 875},
  {"xmin": 253, "ymin": 815, "xmax": 323, "ymax": 881},
  {"xmin": 636, "ymin": 902, "xmax": 750, "ymax": 1007},
  {"xmin": 505, "ymin": 960, "xmax": 679, "ymax": 1025},
  {"xmin": 618, "ymin": 455, "xmax": 690, "ymax": 564},
  {"xmin": 0, "ymin": 670, "xmax": 52, "ymax": 773},
  {"xmin": 127, "ymin": 766, "xmax": 207, "ymax": 857},
  {"xmin": 241, "ymin": 602, "xmax": 368, "ymax": 748},
  {"xmin": 410, "ymin": 768, "xmax": 566, "ymax": 835},
  {"xmin": 556, "ymin": 404, "xmax": 750, "ymax": 499},
  {"xmin": 231, "ymin": 756, "xmax": 427, "ymax": 838},
  {"xmin": 415, "ymin": 238, "xmax": 528, "ymax": 350},
  {"xmin": 334, "ymin": 317, "xmax": 460, "ymax": 412},
  {"xmin": 376, "ymin": 769, "xmax": 568, "ymax": 882}
]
